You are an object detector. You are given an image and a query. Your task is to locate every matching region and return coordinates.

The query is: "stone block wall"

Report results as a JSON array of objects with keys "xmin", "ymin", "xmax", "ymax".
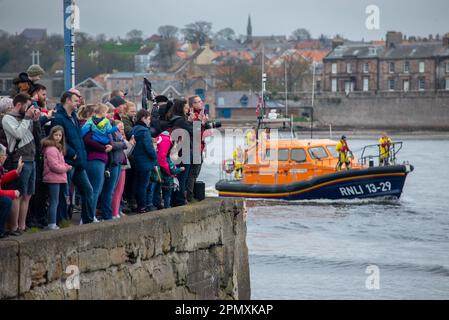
[
  {"xmin": 0, "ymin": 198, "xmax": 250, "ymax": 300},
  {"xmin": 313, "ymin": 91, "xmax": 449, "ymax": 129}
]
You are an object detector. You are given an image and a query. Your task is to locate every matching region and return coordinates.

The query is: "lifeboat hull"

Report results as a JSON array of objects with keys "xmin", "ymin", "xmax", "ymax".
[{"xmin": 216, "ymin": 164, "xmax": 414, "ymax": 200}]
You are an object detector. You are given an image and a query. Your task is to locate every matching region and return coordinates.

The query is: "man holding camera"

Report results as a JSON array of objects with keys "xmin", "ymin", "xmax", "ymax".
[
  {"xmin": 2, "ymin": 93, "xmax": 39, "ymax": 234},
  {"xmin": 186, "ymin": 95, "xmax": 221, "ymax": 202}
]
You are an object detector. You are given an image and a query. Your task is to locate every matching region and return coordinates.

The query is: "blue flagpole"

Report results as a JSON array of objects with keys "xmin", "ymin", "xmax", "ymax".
[{"xmin": 63, "ymin": 0, "xmax": 73, "ymax": 91}]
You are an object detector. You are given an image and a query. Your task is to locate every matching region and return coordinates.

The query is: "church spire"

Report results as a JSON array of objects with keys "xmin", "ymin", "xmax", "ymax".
[{"xmin": 247, "ymin": 14, "xmax": 252, "ymax": 43}]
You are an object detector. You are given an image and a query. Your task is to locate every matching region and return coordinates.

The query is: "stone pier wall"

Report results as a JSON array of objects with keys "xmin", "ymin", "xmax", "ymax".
[{"xmin": 0, "ymin": 198, "xmax": 250, "ymax": 300}]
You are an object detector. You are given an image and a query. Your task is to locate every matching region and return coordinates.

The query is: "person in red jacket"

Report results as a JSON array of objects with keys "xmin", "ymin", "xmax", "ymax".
[{"xmin": 0, "ymin": 144, "xmax": 24, "ymax": 238}]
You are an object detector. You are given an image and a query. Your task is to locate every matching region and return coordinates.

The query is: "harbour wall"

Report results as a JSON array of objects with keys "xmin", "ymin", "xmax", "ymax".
[{"xmin": 0, "ymin": 198, "xmax": 250, "ymax": 300}]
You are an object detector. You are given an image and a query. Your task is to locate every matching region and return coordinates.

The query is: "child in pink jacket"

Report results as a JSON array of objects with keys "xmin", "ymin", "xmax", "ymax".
[
  {"xmin": 42, "ymin": 126, "xmax": 72, "ymax": 230},
  {"xmin": 156, "ymin": 131, "xmax": 184, "ymax": 208}
]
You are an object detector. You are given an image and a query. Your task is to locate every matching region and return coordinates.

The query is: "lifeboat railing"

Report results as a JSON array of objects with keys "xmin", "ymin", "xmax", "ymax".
[{"xmin": 359, "ymin": 142, "xmax": 403, "ymax": 167}]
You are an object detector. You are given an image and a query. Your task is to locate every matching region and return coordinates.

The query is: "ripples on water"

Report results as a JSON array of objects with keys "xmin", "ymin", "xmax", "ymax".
[{"xmin": 202, "ymin": 138, "xmax": 449, "ymax": 299}]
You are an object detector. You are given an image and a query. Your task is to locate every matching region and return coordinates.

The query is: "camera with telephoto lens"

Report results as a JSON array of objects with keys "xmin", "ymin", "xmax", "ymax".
[{"xmin": 205, "ymin": 120, "xmax": 222, "ymax": 129}]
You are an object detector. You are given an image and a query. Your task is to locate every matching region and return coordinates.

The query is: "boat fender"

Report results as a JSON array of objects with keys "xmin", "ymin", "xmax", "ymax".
[
  {"xmin": 222, "ymin": 159, "xmax": 235, "ymax": 174},
  {"xmin": 403, "ymin": 161, "xmax": 413, "ymax": 173}
]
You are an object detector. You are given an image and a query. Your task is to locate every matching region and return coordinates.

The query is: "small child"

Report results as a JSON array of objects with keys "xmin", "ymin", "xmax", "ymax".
[
  {"xmin": 42, "ymin": 126, "xmax": 72, "ymax": 230},
  {"xmin": 0, "ymin": 144, "xmax": 23, "ymax": 238},
  {"xmin": 111, "ymin": 120, "xmax": 135, "ymax": 219},
  {"xmin": 156, "ymin": 131, "xmax": 185, "ymax": 208},
  {"xmin": 82, "ymin": 104, "xmax": 118, "ymax": 177},
  {"xmin": 81, "ymin": 104, "xmax": 118, "ymax": 144}
]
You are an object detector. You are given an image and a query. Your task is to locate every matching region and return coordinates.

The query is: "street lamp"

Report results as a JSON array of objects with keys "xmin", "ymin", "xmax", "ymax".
[
  {"xmin": 284, "ymin": 60, "xmax": 288, "ymax": 117},
  {"xmin": 311, "ymin": 61, "xmax": 317, "ymax": 108}
]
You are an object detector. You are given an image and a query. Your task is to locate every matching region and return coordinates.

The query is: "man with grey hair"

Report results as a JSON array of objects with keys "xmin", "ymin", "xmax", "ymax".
[
  {"xmin": 0, "ymin": 97, "xmax": 13, "ymax": 115},
  {"xmin": 0, "ymin": 98, "xmax": 14, "ymax": 164}
]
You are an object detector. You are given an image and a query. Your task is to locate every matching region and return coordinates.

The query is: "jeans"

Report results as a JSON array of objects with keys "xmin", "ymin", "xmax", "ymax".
[
  {"xmin": 66, "ymin": 167, "xmax": 95, "ymax": 224},
  {"xmin": 134, "ymin": 170, "xmax": 151, "ymax": 210},
  {"xmin": 146, "ymin": 182, "xmax": 157, "ymax": 208},
  {"xmin": 162, "ymin": 187, "xmax": 172, "ymax": 208},
  {"xmin": 101, "ymin": 165, "xmax": 121, "ymax": 220},
  {"xmin": 47, "ymin": 183, "xmax": 66, "ymax": 225},
  {"xmin": 0, "ymin": 196, "xmax": 12, "ymax": 235},
  {"xmin": 173, "ymin": 164, "xmax": 191, "ymax": 206},
  {"xmin": 86, "ymin": 160, "xmax": 106, "ymax": 216}
]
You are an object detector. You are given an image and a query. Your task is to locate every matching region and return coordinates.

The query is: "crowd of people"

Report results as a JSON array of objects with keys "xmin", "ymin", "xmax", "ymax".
[{"xmin": 0, "ymin": 65, "xmax": 211, "ymax": 239}]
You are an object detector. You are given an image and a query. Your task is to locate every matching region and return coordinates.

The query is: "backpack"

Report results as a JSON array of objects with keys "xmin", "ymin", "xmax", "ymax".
[{"xmin": 0, "ymin": 114, "xmax": 22, "ymax": 170}]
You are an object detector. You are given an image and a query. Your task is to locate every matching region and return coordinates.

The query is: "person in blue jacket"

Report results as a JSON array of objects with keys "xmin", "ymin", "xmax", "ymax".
[
  {"xmin": 51, "ymin": 91, "xmax": 95, "ymax": 224},
  {"xmin": 129, "ymin": 109, "xmax": 158, "ymax": 213}
]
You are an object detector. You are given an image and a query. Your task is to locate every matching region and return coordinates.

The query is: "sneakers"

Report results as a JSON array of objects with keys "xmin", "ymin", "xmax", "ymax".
[
  {"xmin": 137, "ymin": 208, "xmax": 149, "ymax": 214},
  {"xmin": 112, "ymin": 215, "xmax": 120, "ymax": 220},
  {"xmin": 80, "ymin": 218, "xmax": 101, "ymax": 224},
  {"xmin": 8, "ymin": 229, "xmax": 23, "ymax": 236},
  {"xmin": 46, "ymin": 224, "xmax": 60, "ymax": 230}
]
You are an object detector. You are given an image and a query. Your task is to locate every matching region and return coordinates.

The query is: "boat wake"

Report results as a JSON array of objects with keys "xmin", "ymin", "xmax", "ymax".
[{"xmin": 245, "ymin": 197, "xmax": 401, "ymax": 207}]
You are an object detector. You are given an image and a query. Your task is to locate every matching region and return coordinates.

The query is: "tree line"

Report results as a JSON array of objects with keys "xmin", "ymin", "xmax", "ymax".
[{"xmin": 0, "ymin": 24, "xmax": 323, "ymax": 92}]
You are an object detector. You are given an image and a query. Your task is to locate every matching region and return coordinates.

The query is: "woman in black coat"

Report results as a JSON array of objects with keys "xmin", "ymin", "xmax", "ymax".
[{"xmin": 166, "ymin": 99, "xmax": 192, "ymax": 206}]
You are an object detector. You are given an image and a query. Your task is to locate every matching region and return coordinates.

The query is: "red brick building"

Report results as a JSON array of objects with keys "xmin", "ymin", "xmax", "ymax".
[{"xmin": 323, "ymin": 32, "xmax": 449, "ymax": 93}]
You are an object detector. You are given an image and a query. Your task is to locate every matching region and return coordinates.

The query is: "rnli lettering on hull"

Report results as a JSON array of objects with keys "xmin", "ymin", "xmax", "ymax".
[{"xmin": 339, "ymin": 185, "xmax": 364, "ymax": 196}]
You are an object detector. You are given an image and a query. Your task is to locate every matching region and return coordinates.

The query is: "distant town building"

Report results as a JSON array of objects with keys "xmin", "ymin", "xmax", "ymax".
[
  {"xmin": 104, "ymin": 72, "xmax": 216, "ymax": 114},
  {"xmin": 134, "ymin": 45, "xmax": 158, "ymax": 73},
  {"xmin": 0, "ymin": 73, "xmax": 15, "ymax": 96},
  {"xmin": 19, "ymin": 28, "xmax": 47, "ymax": 42},
  {"xmin": 215, "ymin": 91, "xmax": 259, "ymax": 119},
  {"xmin": 215, "ymin": 91, "xmax": 285, "ymax": 119},
  {"xmin": 323, "ymin": 31, "xmax": 449, "ymax": 93},
  {"xmin": 75, "ymin": 77, "xmax": 107, "ymax": 104}
]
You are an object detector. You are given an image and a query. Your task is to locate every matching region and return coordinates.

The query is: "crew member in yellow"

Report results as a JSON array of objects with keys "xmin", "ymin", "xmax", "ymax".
[
  {"xmin": 336, "ymin": 135, "xmax": 352, "ymax": 171},
  {"xmin": 245, "ymin": 127, "xmax": 256, "ymax": 149},
  {"xmin": 379, "ymin": 132, "xmax": 392, "ymax": 166},
  {"xmin": 233, "ymin": 146, "xmax": 244, "ymax": 179}
]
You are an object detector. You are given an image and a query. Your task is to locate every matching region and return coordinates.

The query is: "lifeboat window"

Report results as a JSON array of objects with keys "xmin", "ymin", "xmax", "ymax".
[
  {"xmin": 278, "ymin": 149, "xmax": 289, "ymax": 161},
  {"xmin": 308, "ymin": 147, "xmax": 329, "ymax": 159},
  {"xmin": 264, "ymin": 149, "xmax": 289, "ymax": 161},
  {"xmin": 292, "ymin": 148, "xmax": 306, "ymax": 162},
  {"xmin": 326, "ymin": 145, "xmax": 339, "ymax": 158}
]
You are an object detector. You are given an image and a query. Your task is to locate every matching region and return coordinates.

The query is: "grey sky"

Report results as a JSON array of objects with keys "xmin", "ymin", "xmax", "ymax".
[{"xmin": 0, "ymin": 0, "xmax": 448, "ymax": 41}]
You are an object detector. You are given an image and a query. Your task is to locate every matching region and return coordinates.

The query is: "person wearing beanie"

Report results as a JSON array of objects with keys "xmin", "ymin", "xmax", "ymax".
[
  {"xmin": 27, "ymin": 64, "xmax": 45, "ymax": 82},
  {"xmin": 155, "ymin": 95, "xmax": 168, "ymax": 105}
]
